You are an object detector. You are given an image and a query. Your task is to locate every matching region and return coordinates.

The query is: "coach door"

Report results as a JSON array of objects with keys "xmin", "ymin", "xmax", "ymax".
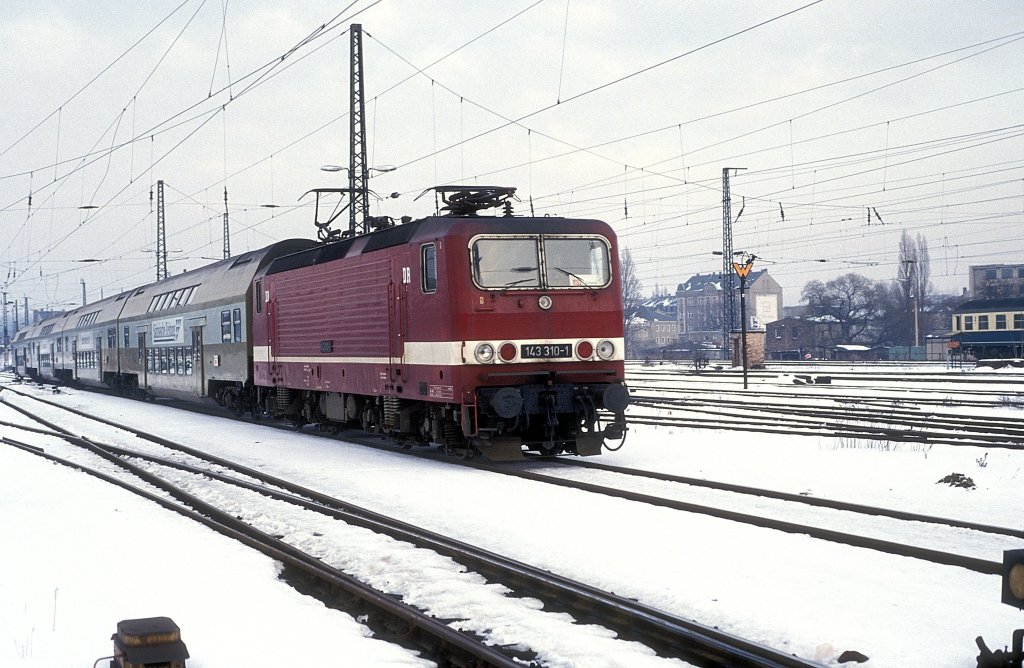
[
  {"xmin": 71, "ymin": 338, "xmax": 79, "ymax": 380},
  {"xmin": 192, "ymin": 327, "xmax": 205, "ymax": 397},
  {"xmin": 137, "ymin": 332, "xmax": 148, "ymax": 388}
]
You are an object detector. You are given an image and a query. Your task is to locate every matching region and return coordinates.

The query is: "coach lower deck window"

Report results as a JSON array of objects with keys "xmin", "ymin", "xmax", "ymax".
[
  {"xmin": 979, "ymin": 315, "xmax": 989, "ymax": 330},
  {"xmin": 232, "ymin": 308, "xmax": 242, "ymax": 342},
  {"xmin": 221, "ymin": 310, "xmax": 232, "ymax": 342},
  {"xmin": 996, "ymin": 314, "xmax": 1007, "ymax": 329},
  {"xmin": 1016, "ymin": 314, "xmax": 1024, "ymax": 329}
]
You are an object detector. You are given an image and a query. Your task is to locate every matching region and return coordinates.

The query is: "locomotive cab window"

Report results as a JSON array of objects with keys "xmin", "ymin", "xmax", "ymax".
[
  {"xmin": 421, "ymin": 244, "xmax": 437, "ymax": 293},
  {"xmin": 543, "ymin": 237, "xmax": 611, "ymax": 288},
  {"xmin": 471, "ymin": 237, "xmax": 540, "ymax": 288},
  {"xmin": 469, "ymin": 234, "xmax": 611, "ymax": 290}
]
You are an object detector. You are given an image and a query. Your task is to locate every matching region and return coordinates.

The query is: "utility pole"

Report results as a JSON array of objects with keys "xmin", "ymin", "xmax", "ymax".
[
  {"xmin": 348, "ymin": 24, "xmax": 369, "ymax": 236},
  {"xmin": 721, "ymin": 167, "xmax": 746, "ymax": 355},
  {"xmin": 2, "ymin": 290, "xmax": 7, "ymax": 365},
  {"xmin": 902, "ymin": 259, "xmax": 920, "ymax": 352},
  {"xmin": 222, "ymin": 187, "xmax": 230, "ymax": 259},
  {"xmin": 156, "ymin": 179, "xmax": 167, "ymax": 281},
  {"xmin": 81, "ymin": 279, "xmax": 86, "ymax": 306}
]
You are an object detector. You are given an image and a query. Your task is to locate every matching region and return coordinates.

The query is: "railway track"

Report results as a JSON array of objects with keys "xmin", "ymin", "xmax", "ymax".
[
  {"xmin": 0, "ymin": 384, "xmax": 815, "ymax": 667},
  {"xmin": 626, "ymin": 380, "xmax": 1023, "ymax": 408},
  {"xmin": 623, "ymin": 393, "xmax": 1024, "ymax": 449},
  {"xmin": 627, "ymin": 363, "xmax": 1024, "ymax": 390},
  {"xmin": 448, "ymin": 457, "xmax": 1008, "ymax": 576},
  {"xmin": 7, "ymin": 380, "xmax": 1015, "ymax": 577}
]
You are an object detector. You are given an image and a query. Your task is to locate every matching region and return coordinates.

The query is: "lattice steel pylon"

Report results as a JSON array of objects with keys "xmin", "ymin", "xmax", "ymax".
[
  {"xmin": 156, "ymin": 179, "xmax": 167, "ymax": 281},
  {"xmin": 721, "ymin": 168, "xmax": 736, "ymax": 346},
  {"xmin": 222, "ymin": 187, "xmax": 230, "ymax": 259},
  {"xmin": 348, "ymin": 24, "xmax": 370, "ymax": 236}
]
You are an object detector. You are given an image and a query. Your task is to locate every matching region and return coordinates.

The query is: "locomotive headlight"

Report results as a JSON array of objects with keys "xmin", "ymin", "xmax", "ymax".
[
  {"xmin": 1003, "ymin": 549, "xmax": 1024, "ymax": 610},
  {"xmin": 538, "ymin": 295, "xmax": 552, "ymax": 310},
  {"xmin": 474, "ymin": 342, "xmax": 496, "ymax": 364},
  {"xmin": 596, "ymin": 339, "xmax": 615, "ymax": 360}
]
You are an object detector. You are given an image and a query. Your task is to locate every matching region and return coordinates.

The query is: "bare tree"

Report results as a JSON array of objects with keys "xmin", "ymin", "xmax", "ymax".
[
  {"xmin": 620, "ymin": 249, "xmax": 644, "ymax": 357},
  {"xmin": 801, "ymin": 273, "xmax": 886, "ymax": 344},
  {"xmin": 896, "ymin": 231, "xmax": 931, "ymax": 345}
]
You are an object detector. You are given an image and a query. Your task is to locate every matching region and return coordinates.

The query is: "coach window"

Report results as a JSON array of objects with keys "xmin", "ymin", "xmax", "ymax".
[
  {"xmin": 221, "ymin": 310, "xmax": 232, "ymax": 342},
  {"xmin": 954, "ymin": 315, "xmax": 961, "ymax": 330},
  {"xmin": 1015, "ymin": 313, "xmax": 1024, "ymax": 329},
  {"xmin": 996, "ymin": 314, "xmax": 1007, "ymax": 329},
  {"xmin": 978, "ymin": 315, "xmax": 989, "ymax": 330},
  {"xmin": 232, "ymin": 308, "xmax": 242, "ymax": 342},
  {"xmin": 421, "ymin": 244, "xmax": 437, "ymax": 293},
  {"xmin": 964, "ymin": 315, "xmax": 974, "ymax": 330}
]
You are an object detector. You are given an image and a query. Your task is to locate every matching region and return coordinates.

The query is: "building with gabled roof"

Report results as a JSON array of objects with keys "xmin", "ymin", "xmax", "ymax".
[
  {"xmin": 675, "ymin": 270, "xmax": 783, "ymax": 352},
  {"xmin": 627, "ymin": 295, "xmax": 678, "ymax": 357}
]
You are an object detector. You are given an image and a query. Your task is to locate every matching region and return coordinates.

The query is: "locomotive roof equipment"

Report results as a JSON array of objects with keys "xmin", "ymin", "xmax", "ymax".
[{"xmin": 416, "ymin": 185, "xmax": 518, "ymax": 216}]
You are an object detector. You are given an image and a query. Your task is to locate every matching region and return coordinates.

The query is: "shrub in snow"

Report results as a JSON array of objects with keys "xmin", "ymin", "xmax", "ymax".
[{"xmin": 936, "ymin": 472, "xmax": 976, "ymax": 489}]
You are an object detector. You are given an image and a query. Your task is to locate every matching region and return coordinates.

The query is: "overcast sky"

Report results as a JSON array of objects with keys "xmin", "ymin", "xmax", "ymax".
[{"xmin": 1, "ymin": 0, "xmax": 1022, "ymax": 316}]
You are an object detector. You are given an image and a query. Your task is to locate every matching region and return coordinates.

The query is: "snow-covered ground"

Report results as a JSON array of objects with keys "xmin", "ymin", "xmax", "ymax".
[{"xmin": 1, "ymin": 366, "xmax": 1023, "ymax": 667}]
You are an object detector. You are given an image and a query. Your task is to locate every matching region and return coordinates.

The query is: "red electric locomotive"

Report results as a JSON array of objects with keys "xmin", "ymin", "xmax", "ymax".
[{"xmin": 252, "ymin": 187, "xmax": 629, "ymax": 460}]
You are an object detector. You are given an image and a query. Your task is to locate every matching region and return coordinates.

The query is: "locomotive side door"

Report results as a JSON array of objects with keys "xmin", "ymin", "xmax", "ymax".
[{"xmin": 388, "ymin": 254, "xmax": 411, "ymax": 382}]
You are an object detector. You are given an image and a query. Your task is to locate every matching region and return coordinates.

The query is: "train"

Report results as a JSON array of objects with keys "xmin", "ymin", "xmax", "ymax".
[
  {"xmin": 950, "ymin": 296, "xmax": 1024, "ymax": 360},
  {"xmin": 12, "ymin": 186, "xmax": 630, "ymax": 460}
]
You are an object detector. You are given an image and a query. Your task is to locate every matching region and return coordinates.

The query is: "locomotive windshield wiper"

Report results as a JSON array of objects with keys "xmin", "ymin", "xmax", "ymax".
[
  {"xmin": 553, "ymin": 267, "xmax": 596, "ymax": 292},
  {"xmin": 504, "ymin": 278, "xmax": 538, "ymax": 287}
]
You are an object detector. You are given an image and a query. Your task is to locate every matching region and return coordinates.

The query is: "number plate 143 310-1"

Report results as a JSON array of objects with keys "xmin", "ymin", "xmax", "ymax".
[{"xmin": 520, "ymin": 343, "xmax": 572, "ymax": 359}]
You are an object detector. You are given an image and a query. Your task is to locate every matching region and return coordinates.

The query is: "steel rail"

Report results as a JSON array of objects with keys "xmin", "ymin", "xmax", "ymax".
[
  {"xmin": 0, "ymin": 432, "xmax": 523, "ymax": 668},
  {"xmin": 0, "ymin": 385, "xmax": 817, "ymax": 667},
  {"xmin": 531, "ymin": 458, "xmax": 1024, "ymax": 539}
]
